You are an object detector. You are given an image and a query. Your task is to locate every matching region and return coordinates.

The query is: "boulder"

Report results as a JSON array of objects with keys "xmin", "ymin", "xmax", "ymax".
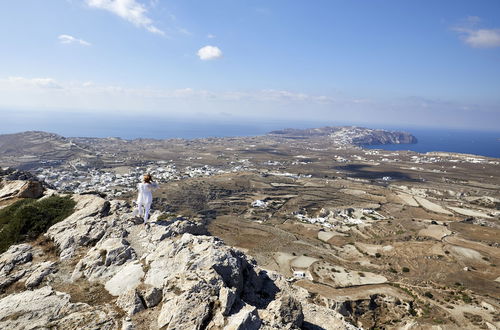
[
  {"xmin": 150, "ymin": 217, "xmax": 208, "ymax": 241},
  {"xmin": 17, "ymin": 181, "xmax": 44, "ymax": 199},
  {"xmin": 0, "ymin": 180, "xmax": 44, "ymax": 201},
  {"xmin": 301, "ymin": 303, "xmax": 360, "ymax": 330},
  {"xmin": 140, "ymin": 286, "xmax": 163, "ymax": 308},
  {"xmin": 0, "ymin": 180, "xmax": 28, "ymax": 200}
]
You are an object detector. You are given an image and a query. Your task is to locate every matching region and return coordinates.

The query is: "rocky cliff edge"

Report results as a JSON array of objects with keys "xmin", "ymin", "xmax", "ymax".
[{"xmin": 0, "ymin": 190, "xmax": 357, "ymax": 330}]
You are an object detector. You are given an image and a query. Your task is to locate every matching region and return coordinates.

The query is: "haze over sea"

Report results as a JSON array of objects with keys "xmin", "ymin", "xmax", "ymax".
[{"xmin": 2, "ymin": 111, "xmax": 499, "ymax": 158}]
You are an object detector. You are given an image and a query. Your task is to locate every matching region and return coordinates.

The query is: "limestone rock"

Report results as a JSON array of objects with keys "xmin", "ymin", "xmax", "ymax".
[
  {"xmin": 301, "ymin": 303, "xmax": 361, "ymax": 330},
  {"xmin": 105, "ymin": 261, "xmax": 144, "ymax": 296},
  {"xmin": 0, "ymin": 190, "xmax": 358, "ymax": 329},
  {"xmin": 224, "ymin": 305, "xmax": 261, "ymax": 330},
  {"xmin": 25, "ymin": 261, "xmax": 56, "ymax": 289},
  {"xmin": 0, "ymin": 269, "xmax": 26, "ymax": 291},
  {"xmin": 121, "ymin": 318, "xmax": 135, "ymax": 330},
  {"xmin": 140, "ymin": 286, "xmax": 163, "ymax": 308},
  {"xmin": 263, "ymin": 295, "xmax": 304, "ymax": 329},
  {"xmin": 17, "ymin": 180, "xmax": 44, "ymax": 199},
  {"xmin": 0, "ymin": 179, "xmax": 44, "ymax": 201},
  {"xmin": 117, "ymin": 289, "xmax": 145, "ymax": 316},
  {"xmin": 219, "ymin": 286, "xmax": 237, "ymax": 316},
  {"xmin": 150, "ymin": 217, "xmax": 208, "ymax": 241},
  {"xmin": 144, "ymin": 234, "xmax": 245, "ymax": 291},
  {"xmin": 71, "ymin": 237, "xmax": 136, "ymax": 282},
  {"xmin": 157, "ymin": 281, "xmax": 216, "ymax": 329},
  {"xmin": 0, "ymin": 286, "xmax": 118, "ymax": 329},
  {"xmin": 46, "ymin": 194, "xmax": 115, "ymax": 259},
  {"xmin": 0, "ymin": 243, "xmax": 32, "ymax": 275}
]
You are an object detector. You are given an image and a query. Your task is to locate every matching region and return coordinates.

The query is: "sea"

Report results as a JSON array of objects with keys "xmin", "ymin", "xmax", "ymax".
[
  {"xmin": 1, "ymin": 111, "xmax": 499, "ymax": 158},
  {"xmin": 363, "ymin": 127, "xmax": 500, "ymax": 159}
]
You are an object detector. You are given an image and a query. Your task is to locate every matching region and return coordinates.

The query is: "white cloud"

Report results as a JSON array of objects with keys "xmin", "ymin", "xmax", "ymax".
[
  {"xmin": 460, "ymin": 29, "xmax": 500, "ymax": 48},
  {"xmin": 197, "ymin": 45, "xmax": 223, "ymax": 60},
  {"xmin": 86, "ymin": 0, "xmax": 164, "ymax": 35},
  {"xmin": 0, "ymin": 77, "xmax": 335, "ymax": 111},
  {"xmin": 58, "ymin": 34, "xmax": 91, "ymax": 46},
  {"xmin": 3, "ymin": 77, "xmax": 498, "ymax": 130},
  {"xmin": 453, "ymin": 17, "xmax": 500, "ymax": 48},
  {"xmin": 207, "ymin": 34, "xmax": 216, "ymax": 39},
  {"xmin": 5, "ymin": 77, "xmax": 62, "ymax": 89}
]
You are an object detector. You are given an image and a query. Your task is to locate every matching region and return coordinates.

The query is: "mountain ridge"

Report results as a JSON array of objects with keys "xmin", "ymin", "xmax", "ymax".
[{"xmin": 0, "ymin": 183, "xmax": 357, "ymax": 329}]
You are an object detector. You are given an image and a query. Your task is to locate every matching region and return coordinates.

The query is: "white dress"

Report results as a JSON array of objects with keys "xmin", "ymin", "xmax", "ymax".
[
  {"xmin": 136, "ymin": 182, "xmax": 158, "ymax": 205},
  {"xmin": 136, "ymin": 182, "xmax": 158, "ymax": 222}
]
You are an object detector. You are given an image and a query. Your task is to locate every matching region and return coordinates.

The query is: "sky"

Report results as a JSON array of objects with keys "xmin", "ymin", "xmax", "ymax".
[{"xmin": 0, "ymin": 0, "xmax": 500, "ymax": 132}]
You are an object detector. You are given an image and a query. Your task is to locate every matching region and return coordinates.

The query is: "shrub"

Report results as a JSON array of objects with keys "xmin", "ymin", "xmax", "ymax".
[
  {"xmin": 0, "ymin": 196, "xmax": 75, "ymax": 253},
  {"xmin": 424, "ymin": 291, "xmax": 434, "ymax": 299},
  {"xmin": 375, "ymin": 252, "xmax": 382, "ymax": 258},
  {"xmin": 402, "ymin": 267, "xmax": 410, "ymax": 273}
]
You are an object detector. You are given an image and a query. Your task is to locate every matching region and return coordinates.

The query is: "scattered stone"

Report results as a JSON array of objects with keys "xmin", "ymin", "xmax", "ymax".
[{"xmin": 140, "ymin": 286, "xmax": 163, "ymax": 308}]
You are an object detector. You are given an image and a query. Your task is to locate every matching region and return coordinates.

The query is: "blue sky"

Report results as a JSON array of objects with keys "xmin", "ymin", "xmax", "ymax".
[{"xmin": 0, "ymin": 0, "xmax": 499, "ymax": 131}]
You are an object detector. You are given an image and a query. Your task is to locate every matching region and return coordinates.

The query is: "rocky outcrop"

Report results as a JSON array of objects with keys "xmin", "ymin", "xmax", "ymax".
[
  {"xmin": 45, "ymin": 194, "xmax": 115, "ymax": 259},
  {"xmin": 0, "ymin": 243, "xmax": 33, "ymax": 275},
  {"xmin": 0, "ymin": 286, "xmax": 119, "ymax": 329},
  {"xmin": 25, "ymin": 261, "xmax": 56, "ymax": 289},
  {"xmin": 0, "ymin": 180, "xmax": 44, "ymax": 201},
  {"xmin": 0, "ymin": 190, "xmax": 357, "ymax": 329}
]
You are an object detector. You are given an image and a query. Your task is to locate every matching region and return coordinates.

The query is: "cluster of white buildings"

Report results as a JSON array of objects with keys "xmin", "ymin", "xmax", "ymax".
[
  {"xmin": 33, "ymin": 161, "xmax": 246, "ymax": 197},
  {"xmin": 34, "ymin": 162, "xmax": 178, "ymax": 196},
  {"xmin": 294, "ymin": 207, "xmax": 385, "ymax": 228}
]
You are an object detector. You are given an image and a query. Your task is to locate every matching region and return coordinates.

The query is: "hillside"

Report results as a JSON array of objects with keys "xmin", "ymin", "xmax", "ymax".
[
  {"xmin": 0, "ymin": 183, "xmax": 357, "ymax": 329},
  {"xmin": 0, "ymin": 127, "xmax": 416, "ymax": 170},
  {"xmin": 0, "ymin": 127, "xmax": 499, "ymax": 329}
]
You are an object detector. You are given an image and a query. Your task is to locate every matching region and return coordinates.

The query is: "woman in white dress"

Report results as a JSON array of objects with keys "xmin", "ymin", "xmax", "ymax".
[{"xmin": 136, "ymin": 174, "xmax": 158, "ymax": 223}]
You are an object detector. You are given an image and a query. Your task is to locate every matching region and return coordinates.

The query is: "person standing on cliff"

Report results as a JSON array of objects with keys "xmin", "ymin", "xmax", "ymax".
[{"xmin": 135, "ymin": 174, "xmax": 158, "ymax": 223}]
